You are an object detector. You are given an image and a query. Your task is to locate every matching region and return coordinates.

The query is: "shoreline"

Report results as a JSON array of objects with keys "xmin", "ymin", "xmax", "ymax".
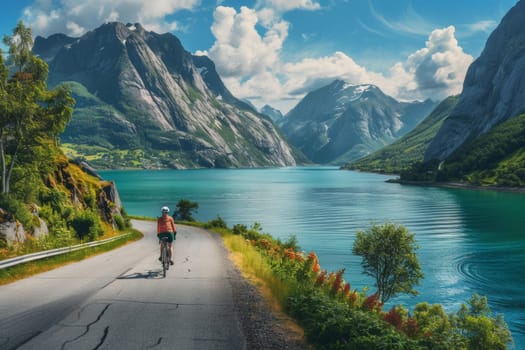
[{"xmin": 386, "ymin": 178, "xmax": 525, "ymax": 194}]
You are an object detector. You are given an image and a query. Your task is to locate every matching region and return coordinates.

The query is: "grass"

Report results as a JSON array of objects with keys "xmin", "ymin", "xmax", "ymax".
[
  {"xmin": 0, "ymin": 229, "xmax": 143, "ymax": 286},
  {"xmin": 223, "ymin": 233, "xmax": 290, "ymax": 307}
]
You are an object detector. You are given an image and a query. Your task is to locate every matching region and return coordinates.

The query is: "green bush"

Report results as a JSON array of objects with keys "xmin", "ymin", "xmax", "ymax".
[
  {"xmin": 70, "ymin": 210, "xmax": 103, "ymax": 241},
  {"xmin": 205, "ymin": 215, "xmax": 228, "ymax": 229},
  {"xmin": 287, "ymin": 287, "xmax": 421, "ymax": 350},
  {"xmin": 113, "ymin": 214, "xmax": 126, "ymax": 230},
  {"xmin": 40, "ymin": 188, "xmax": 69, "ymax": 214},
  {"xmin": 232, "ymin": 224, "xmax": 247, "ymax": 235}
]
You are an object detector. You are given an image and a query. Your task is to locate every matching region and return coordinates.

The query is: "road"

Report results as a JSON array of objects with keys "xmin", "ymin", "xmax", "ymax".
[{"xmin": 0, "ymin": 220, "xmax": 247, "ymax": 350}]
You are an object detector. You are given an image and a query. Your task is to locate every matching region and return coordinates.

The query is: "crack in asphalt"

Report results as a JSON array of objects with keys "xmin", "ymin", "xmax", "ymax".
[
  {"xmin": 60, "ymin": 303, "xmax": 111, "ymax": 350},
  {"xmin": 92, "ymin": 326, "xmax": 109, "ymax": 350},
  {"xmin": 147, "ymin": 337, "xmax": 163, "ymax": 348}
]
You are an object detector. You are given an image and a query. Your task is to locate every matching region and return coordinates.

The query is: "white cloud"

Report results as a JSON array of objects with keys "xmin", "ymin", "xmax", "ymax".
[
  {"xmin": 256, "ymin": 0, "xmax": 321, "ymax": 12},
  {"xmin": 22, "ymin": 0, "xmax": 200, "ymax": 37},
  {"xmin": 465, "ymin": 20, "xmax": 497, "ymax": 34},
  {"xmin": 369, "ymin": 1, "xmax": 435, "ymax": 36},
  {"xmin": 282, "ymin": 52, "xmax": 388, "ymax": 96},
  {"xmin": 65, "ymin": 21, "xmax": 85, "ymax": 36},
  {"xmin": 208, "ymin": 6, "xmax": 288, "ymax": 78},
  {"xmin": 396, "ymin": 26, "xmax": 473, "ymax": 100},
  {"xmin": 209, "ymin": 17, "xmax": 472, "ymax": 112}
]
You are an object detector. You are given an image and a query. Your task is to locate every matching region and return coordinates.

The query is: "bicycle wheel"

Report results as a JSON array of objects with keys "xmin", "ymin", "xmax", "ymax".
[
  {"xmin": 164, "ymin": 243, "xmax": 170, "ymax": 271},
  {"xmin": 161, "ymin": 241, "xmax": 168, "ymax": 277}
]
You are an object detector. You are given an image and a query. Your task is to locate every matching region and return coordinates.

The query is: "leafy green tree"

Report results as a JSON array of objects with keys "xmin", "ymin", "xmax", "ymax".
[
  {"xmin": 0, "ymin": 21, "xmax": 74, "ymax": 194},
  {"xmin": 352, "ymin": 222, "xmax": 424, "ymax": 303},
  {"xmin": 450, "ymin": 294, "xmax": 512, "ymax": 350},
  {"xmin": 173, "ymin": 198, "xmax": 199, "ymax": 221}
]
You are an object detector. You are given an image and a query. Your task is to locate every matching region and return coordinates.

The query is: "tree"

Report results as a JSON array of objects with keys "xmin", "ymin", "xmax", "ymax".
[
  {"xmin": 0, "ymin": 21, "xmax": 74, "ymax": 194},
  {"xmin": 352, "ymin": 222, "xmax": 423, "ymax": 303},
  {"xmin": 450, "ymin": 294, "xmax": 511, "ymax": 350},
  {"xmin": 173, "ymin": 198, "xmax": 199, "ymax": 221}
]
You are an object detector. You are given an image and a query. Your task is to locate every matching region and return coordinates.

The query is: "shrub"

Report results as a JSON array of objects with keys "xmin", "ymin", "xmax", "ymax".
[
  {"xmin": 205, "ymin": 215, "xmax": 228, "ymax": 229},
  {"xmin": 113, "ymin": 214, "xmax": 126, "ymax": 230},
  {"xmin": 232, "ymin": 223, "xmax": 247, "ymax": 235},
  {"xmin": 40, "ymin": 188, "xmax": 69, "ymax": 214},
  {"xmin": 70, "ymin": 210, "xmax": 103, "ymax": 241},
  {"xmin": 286, "ymin": 287, "xmax": 421, "ymax": 350}
]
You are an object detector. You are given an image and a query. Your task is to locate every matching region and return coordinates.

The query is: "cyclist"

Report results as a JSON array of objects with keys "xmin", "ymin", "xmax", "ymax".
[{"xmin": 157, "ymin": 206, "xmax": 177, "ymax": 265}]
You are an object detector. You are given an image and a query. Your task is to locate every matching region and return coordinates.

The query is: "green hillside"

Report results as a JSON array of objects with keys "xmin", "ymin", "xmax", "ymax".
[
  {"xmin": 342, "ymin": 96, "xmax": 459, "ymax": 173},
  {"xmin": 434, "ymin": 113, "xmax": 525, "ymax": 187}
]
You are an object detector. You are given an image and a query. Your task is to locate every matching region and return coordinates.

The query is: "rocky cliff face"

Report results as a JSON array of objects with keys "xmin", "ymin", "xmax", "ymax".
[
  {"xmin": 33, "ymin": 22, "xmax": 297, "ymax": 168},
  {"xmin": 279, "ymin": 80, "xmax": 437, "ymax": 164},
  {"xmin": 425, "ymin": 1, "xmax": 525, "ymax": 161}
]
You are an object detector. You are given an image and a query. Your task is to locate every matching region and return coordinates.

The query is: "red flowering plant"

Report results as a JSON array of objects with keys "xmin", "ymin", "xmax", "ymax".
[
  {"xmin": 315, "ymin": 269, "xmax": 327, "ymax": 287},
  {"xmin": 330, "ymin": 269, "xmax": 345, "ymax": 297},
  {"xmin": 384, "ymin": 306, "xmax": 404, "ymax": 330},
  {"xmin": 362, "ymin": 291, "xmax": 383, "ymax": 312}
]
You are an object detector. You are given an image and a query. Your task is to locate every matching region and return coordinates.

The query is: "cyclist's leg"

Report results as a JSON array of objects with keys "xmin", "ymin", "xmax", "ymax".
[{"xmin": 168, "ymin": 233, "xmax": 175, "ymax": 265}]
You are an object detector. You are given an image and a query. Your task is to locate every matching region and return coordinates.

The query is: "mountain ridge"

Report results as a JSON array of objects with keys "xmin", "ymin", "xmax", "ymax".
[
  {"xmin": 279, "ymin": 80, "xmax": 437, "ymax": 164},
  {"xmin": 33, "ymin": 22, "xmax": 298, "ymax": 169}
]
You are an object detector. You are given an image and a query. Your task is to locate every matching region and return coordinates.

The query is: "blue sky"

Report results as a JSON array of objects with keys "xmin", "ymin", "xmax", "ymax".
[{"xmin": 0, "ymin": 0, "xmax": 518, "ymax": 112}]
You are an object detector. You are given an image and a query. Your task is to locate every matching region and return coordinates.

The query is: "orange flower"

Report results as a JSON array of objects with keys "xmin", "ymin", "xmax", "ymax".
[{"xmin": 312, "ymin": 262, "xmax": 321, "ymax": 273}]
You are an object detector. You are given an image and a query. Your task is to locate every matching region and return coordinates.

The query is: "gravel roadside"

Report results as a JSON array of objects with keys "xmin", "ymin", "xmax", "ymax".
[{"xmin": 210, "ymin": 232, "xmax": 311, "ymax": 350}]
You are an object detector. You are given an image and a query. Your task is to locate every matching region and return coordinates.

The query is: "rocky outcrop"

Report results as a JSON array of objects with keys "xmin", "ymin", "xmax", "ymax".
[
  {"xmin": 99, "ymin": 181, "xmax": 123, "ymax": 225},
  {"xmin": 425, "ymin": 1, "xmax": 525, "ymax": 161},
  {"xmin": 0, "ymin": 209, "xmax": 26, "ymax": 244},
  {"xmin": 33, "ymin": 22, "xmax": 297, "ymax": 168},
  {"xmin": 279, "ymin": 80, "xmax": 437, "ymax": 164},
  {"xmin": 32, "ymin": 217, "xmax": 49, "ymax": 239}
]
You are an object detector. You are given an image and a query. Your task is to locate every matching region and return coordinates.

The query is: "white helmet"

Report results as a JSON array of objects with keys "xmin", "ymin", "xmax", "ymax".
[{"xmin": 161, "ymin": 206, "xmax": 170, "ymax": 213}]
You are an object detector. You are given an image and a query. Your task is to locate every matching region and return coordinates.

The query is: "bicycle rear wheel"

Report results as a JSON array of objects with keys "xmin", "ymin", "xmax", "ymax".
[{"xmin": 161, "ymin": 241, "xmax": 168, "ymax": 277}]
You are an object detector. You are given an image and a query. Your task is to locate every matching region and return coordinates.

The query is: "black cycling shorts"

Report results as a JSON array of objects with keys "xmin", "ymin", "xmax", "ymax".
[{"xmin": 158, "ymin": 232, "xmax": 175, "ymax": 243}]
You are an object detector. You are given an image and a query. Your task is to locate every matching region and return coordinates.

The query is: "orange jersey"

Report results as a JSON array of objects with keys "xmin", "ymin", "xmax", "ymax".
[{"xmin": 157, "ymin": 215, "xmax": 177, "ymax": 234}]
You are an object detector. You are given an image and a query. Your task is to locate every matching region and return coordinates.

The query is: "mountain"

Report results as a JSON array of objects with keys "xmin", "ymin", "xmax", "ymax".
[
  {"xmin": 425, "ymin": 1, "xmax": 525, "ymax": 162},
  {"xmin": 261, "ymin": 105, "xmax": 284, "ymax": 123},
  {"xmin": 278, "ymin": 80, "xmax": 438, "ymax": 164},
  {"xmin": 33, "ymin": 22, "xmax": 297, "ymax": 169},
  {"xmin": 344, "ymin": 95, "xmax": 459, "ymax": 173}
]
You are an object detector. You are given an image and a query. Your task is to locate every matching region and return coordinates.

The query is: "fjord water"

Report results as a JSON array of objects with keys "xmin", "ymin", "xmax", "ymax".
[{"xmin": 100, "ymin": 167, "xmax": 525, "ymax": 347}]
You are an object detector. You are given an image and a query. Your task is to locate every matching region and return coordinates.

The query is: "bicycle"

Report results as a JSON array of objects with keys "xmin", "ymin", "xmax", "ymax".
[{"xmin": 160, "ymin": 237, "xmax": 170, "ymax": 277}]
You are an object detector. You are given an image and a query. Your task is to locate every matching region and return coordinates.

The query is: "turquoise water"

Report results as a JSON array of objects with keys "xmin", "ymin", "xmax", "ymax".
[{"xmin": 100, "ymin": 167, "xmax": 525, "ymax": 348}]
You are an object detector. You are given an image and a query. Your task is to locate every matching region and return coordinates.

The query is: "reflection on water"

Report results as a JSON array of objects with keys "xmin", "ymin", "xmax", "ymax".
[{"xmin": 101, "ymin": 167, "xmax": 525, "ymax": 347}]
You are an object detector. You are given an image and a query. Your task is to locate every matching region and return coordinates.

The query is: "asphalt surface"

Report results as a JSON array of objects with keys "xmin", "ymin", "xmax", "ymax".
[{"xmin": 0, "ymin": 220, "xmax": 247, "ymax": 350}]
